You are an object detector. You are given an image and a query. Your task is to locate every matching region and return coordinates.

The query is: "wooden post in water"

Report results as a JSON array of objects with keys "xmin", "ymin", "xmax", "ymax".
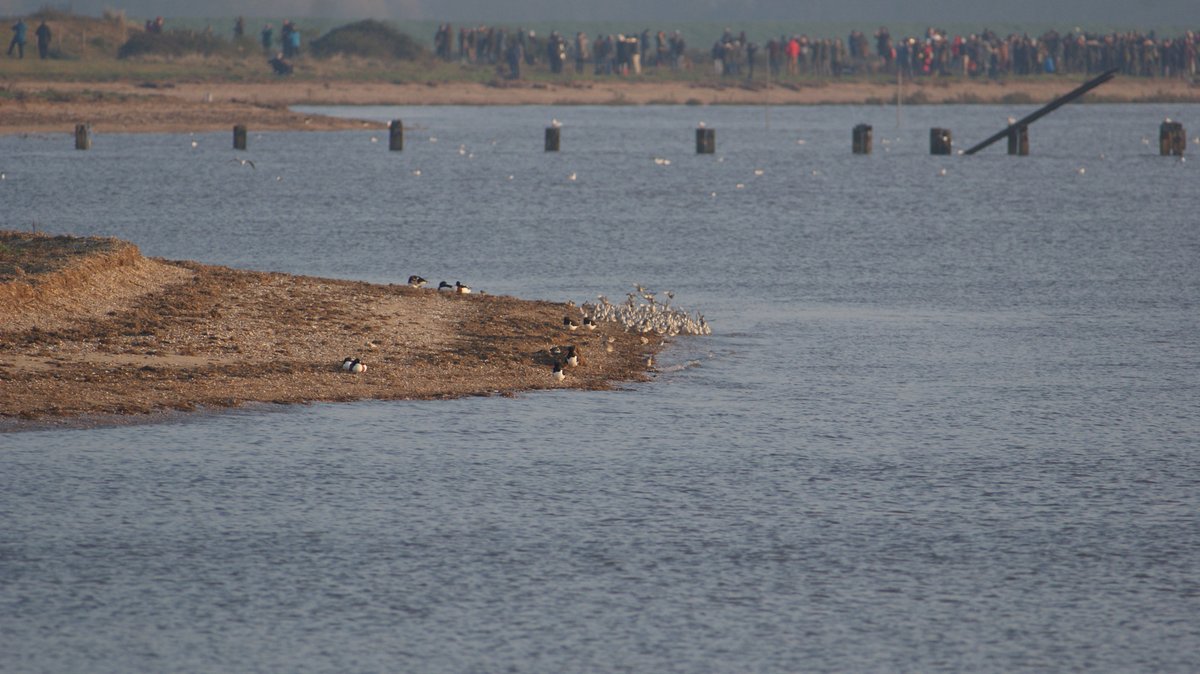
[
  {"xmin": 964, "ymin": 68, "xmax": 1118, "ymax": 156},
  {"xmin": 74, "ymin": 123, "xmax": 91, "ymax": 150},
  {"xmin": 695, "ymin": 127, "xmax": 715, "ymax": 154},
  {"xmin": 545, "ymin": 126, "xmax": 561, "ymax": 152},
  {"xmin": 233, "ymin": 124, "xmax": 247, "ymax": 150},
  {"xmin": 852, "ymin": 124, "xmax": 872, "ymax": 154},
  {"xmin": 1159, "ymin": 121, "xmax": 1186, "ymax": 156},
  {"xmin": 1007, "ymin": 125, "xmax": 1029, "ymax": 155},
  {"xmin": 930, "ymin": 128, "xmax": 952, "ymax": 155},
  {"xmin": 388, "ymin": 119, "xmax": 403, "ymax": 151}
]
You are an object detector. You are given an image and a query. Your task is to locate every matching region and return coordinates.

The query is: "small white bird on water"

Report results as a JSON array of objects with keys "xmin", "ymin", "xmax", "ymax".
[
  {"xmin": 568, "ymin": 172, "xmax": 577, "ymax": 181},
  {"xmin": 551, "ymin": 118, "xmax": 562, "ymax": 128}
]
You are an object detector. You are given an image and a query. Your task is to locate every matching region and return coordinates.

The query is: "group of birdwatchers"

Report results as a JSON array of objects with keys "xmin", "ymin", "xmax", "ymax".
[
  {"xmin": 6, "ymin": 18, "xmax": 52, "ymax": 59},
  {"xmin": 435, "ymin": 24, "xmax": 687, "ymax": 80},
  {"xmin": 8, "ymin": 15, "xmax": 1197, "ymax": 81},
  {"xmin": 434, "ymin": 23, "xmax": 1200, "ymax": 81}
]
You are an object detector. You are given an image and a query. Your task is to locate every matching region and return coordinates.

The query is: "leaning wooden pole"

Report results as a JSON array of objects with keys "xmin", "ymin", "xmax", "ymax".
[{"xmin": 963, "ymin": 68, "xmax": 1119, "ymax": 156}]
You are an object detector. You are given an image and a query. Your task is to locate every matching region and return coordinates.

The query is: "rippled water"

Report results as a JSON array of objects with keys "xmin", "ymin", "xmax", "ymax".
[{"xmin": 2, "ymin": 104, "xmax": 1198, "ymax": 672}]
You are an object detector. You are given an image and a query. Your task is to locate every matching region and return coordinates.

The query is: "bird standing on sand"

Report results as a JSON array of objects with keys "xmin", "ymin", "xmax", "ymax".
[
  {"xmin": 408, "ymin": 275, "xmax": 427, "ymax": 288},
  {"xmin": 552, "ymin": 362, "xmax": 566, "ymax": 381},
  {"xmin": 563, "ymin": 316, "xmax": 579, "ymax": 331},
  {"xmin": 455, "ymin": 281, "xmax": 471, "ymax": 294},
  {"xmin": 341, "ymin": 357, "xmax": 366, "ymax": 373},
  {"xmin": 583, "ymin": 317, "xmax": 596, "ymax": 330},
  {"xmin": 565, "ymin": 345, "xmax": 579, "ymax": 367},
  {"xmin": 438, "ymin": 281, "xmax": 453, "ymax": 291}
]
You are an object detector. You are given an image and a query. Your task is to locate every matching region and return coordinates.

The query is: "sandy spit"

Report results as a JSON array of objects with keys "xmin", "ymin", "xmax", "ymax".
[
  {"xmin": 0, "ymin": 233, "xmax": 660, "ymax": 425},
  {"xmin": 3, "ymin": 77, "xmax": 1198, "ymax": 135}
]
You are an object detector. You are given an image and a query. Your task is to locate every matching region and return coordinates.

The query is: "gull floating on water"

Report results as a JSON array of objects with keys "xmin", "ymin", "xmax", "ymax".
[
  {"xmin": 568, "ymin": 172, "xmax": 577, "ymax": 181},
  {"xmin": 551, "ymin": 118, "xmax": 562, "ymax": 128}
]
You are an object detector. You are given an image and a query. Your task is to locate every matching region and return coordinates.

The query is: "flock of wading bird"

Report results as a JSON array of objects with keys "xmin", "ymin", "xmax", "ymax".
[{"xmin": 335, "ymin": 277, "xmax": 711, "ymax": 382}]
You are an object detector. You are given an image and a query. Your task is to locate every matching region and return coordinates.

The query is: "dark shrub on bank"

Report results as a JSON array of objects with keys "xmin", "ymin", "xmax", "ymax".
[
  {"xmin": 309, "ymin": 20, "xmax": 425, "ymax": 60},
  {"xmin": 118, "ymin": 30, "xmax": 234, "ymax": 59}
]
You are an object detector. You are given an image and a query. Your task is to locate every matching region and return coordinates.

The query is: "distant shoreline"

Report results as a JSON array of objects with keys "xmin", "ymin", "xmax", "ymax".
[{"xmin": 2, "ymin": 77, "xmax": 1197, "ymax": 135}]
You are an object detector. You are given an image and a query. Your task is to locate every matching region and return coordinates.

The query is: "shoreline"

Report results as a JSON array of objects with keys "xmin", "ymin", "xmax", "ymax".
[
  {"xmin": 0, "ymin": 233, "xmax": 662, "ymax": 425},
  {"xmin": 2, "ymin": 77, "xmax": 1198, "ymax": 135}
]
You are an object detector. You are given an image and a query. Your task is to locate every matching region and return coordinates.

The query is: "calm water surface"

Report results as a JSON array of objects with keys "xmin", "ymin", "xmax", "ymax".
[{"xmin": 2, "ymin": 104, "xmax": 1198, "ymax": 672}]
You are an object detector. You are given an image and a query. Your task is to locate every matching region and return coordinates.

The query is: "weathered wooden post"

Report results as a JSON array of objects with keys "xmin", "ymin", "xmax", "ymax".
[
  {"xmin": 1007, "ymin": 125, "xmax": 1029, "ymax": 155},
  {"xmin": 1159, "ymin": 121, "xmax": 1186, "ymax": 156},
  {"xmin": 695, "ymin": 127, "xmax": 715, "ymax": 154},
  {"xmin": 545, "ymin": 126, "xmax": 561, "ymax": 152},
  {"xmin": 233, "ymin": 124, "xmax": 247, "ymax": 150},
  {"xmin": 852, "ymin": 124, "xmax": 872, "ymax": 154},
  {"xmin": 74, "ymin": 123, "xmax": 91, "ymax": 150},
  {"xmin": 388, "ymin": 119, "xmax": 403, "ymax": 151},
  {"xmin": 930, "ymin": 127, "xmax": 952, "ymax": 155}
]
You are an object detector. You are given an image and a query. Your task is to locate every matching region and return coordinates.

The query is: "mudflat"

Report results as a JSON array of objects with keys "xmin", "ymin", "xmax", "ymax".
[{"xmin": 0, "ymin": 232, "xmax": 658, "ymax": 422}]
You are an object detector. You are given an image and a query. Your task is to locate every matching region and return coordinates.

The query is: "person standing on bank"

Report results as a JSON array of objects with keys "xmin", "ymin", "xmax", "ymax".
[
  {"xmin": 35, "ymin": 20, "xmax": 51, "ymax": 59},
  {"xmin": 8, "ymin": 18, "xmax": 27, "ymax": 59}
]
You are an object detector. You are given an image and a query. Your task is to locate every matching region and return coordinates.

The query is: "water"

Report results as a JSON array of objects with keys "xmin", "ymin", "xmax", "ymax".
[{"xmin": 2, "ymin": 104, "xmax": 1199, "ymax": 672}]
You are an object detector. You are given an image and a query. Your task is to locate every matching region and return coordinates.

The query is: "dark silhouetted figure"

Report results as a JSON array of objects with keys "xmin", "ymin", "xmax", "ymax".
[
  {"xmin": 8, "ymin": 18, "xmax": 27, "ymax": 59},
  {"xmin": 35, "ymin": 20, "xmax": 50, "ymax": 59}
]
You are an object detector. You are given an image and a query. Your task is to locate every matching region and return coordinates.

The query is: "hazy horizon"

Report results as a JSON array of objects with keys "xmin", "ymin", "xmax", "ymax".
[{"xmin": 0, "ymin": 0, "xmax": 1196, "ymax": 25}]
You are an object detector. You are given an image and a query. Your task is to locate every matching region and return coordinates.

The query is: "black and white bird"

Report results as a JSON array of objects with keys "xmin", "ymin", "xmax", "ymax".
[
  {"xmin": 565, "ymin": 345, "xmax": 579, "ymax": 367},
  {"xmin": 583, "ymin": 316, "xmax": 597, "ymax": 330},
  {"xmin": 563, "ymin": 316, "xmax": 579, "ymax": 331},
  {"xmin": 408, "ymin": 275, "xmax": 427, "ymax": 288},
  {"xmin": 552, "ymin": 362, "xmax": 566, "ymax": 381},
  {"xmin": 455, "ymin": 281, "xmax": 471, "ymax": 294},
  {"xmin": 231, "ymin": 157, "xmax": 256, "ymax": 169},
  {"xmin": 438, "ymin": 281, "xmax": 453, "ymax": 291},
  {"xmin": 341, "ymin": 357, "xmax": 366, "ymax": 373}
]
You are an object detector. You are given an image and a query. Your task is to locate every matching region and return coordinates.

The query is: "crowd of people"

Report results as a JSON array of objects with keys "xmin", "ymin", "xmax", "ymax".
[
  {"xmin": 433, "ymin": 23, "xmax": 1200, "ymax": 81},
  {"xmin": 6, "ymin": 15, "xmax": 1195, "ymax": 82},
  {"xmin": 870, "ymin": 27, "xmax": 1198, "ymax": 79},
  {"xmin": 434, "ymin": 24, "xmax": 688, "ymax": 79}
]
